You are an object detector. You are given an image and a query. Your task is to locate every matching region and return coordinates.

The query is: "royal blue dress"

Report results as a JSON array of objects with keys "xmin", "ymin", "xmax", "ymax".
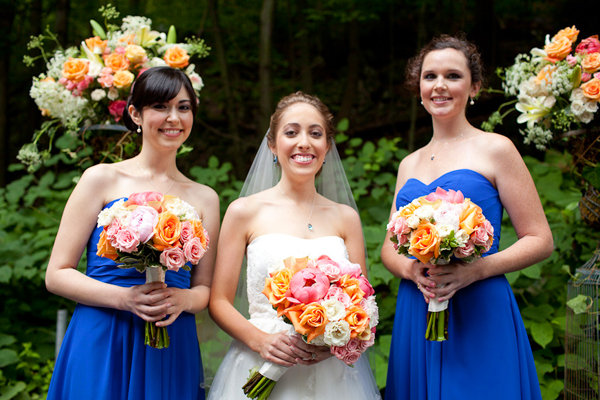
[
  {"xmin": 385, "ymin": 169, "xmax": 541, "ymax": 400},
  {"xmin": 47, "ymin": 198, "xmax": 204, "ymax": 400}
]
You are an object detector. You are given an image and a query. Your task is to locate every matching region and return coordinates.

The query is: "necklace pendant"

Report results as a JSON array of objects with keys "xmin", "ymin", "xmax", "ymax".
[
  {"xmin": 308, "ymin": 223, "xmax": 313, "ymax": 231},
  {"xmin": 430, "ymin": 154, "xmax": 435, "ymax": 161}
]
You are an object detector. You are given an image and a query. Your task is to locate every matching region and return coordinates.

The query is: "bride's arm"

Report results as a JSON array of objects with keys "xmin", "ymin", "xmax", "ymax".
[{"xmin": 208, "ymin": 198, "xmax": 304, "ymax": 367}]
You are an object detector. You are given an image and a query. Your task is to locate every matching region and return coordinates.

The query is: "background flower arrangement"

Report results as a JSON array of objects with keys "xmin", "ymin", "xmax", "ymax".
[
  {"xmin": 483, "ymin": 26, "xmax": 600, "ymax": 151},
  {"xmin": 19, "ymin": 4, "xmax": 209, "ymax": 172}
]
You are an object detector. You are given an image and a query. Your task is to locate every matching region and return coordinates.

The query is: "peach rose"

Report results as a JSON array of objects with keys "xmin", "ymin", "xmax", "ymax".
[
  {"xmin": 338, "ymin": 275, "xmax": 365, "ymax": 305},
  {"xmin": 535, "ymin": 64, "xmax": 557, "ymax": 85},
  {"xmin": 459, "ymin": 201, "xmax": 485, "ymax": 235},
  {"xmin": 113, "ymin": 70, "xmax": 135, "ymax": 89},
  {"xmin": 62, "ymin": 58, "xmax": 89, "ymax": 83},
  {"xmin": 344, "ymin": 305, "xmax": 370, "ymax": 338},
  {"xmin": 189, "ymin": 220, "xmax": 209, "ymax": 248},
  {"xmin": 408, "ymin": 222, "xmax": 441, "ymax": 264},
  {"xmin": 282, "ymin": 256, "xmax": 309, "ymax": 275},
  {"xmin": 581, "ymin": 78, "xmax": 600, "ymax": 101},
  {"xmin": 544, "ymin": 36, "xmax": 572, "ymax": 63},
  {"xmin": 553, "ymin": 26, "xmax": 579, "ymax": 44},
  {"xmin": 582, "ymin": 53, "xmax": 600, "ymax": 74},
  {"xmin": 125, "ymin": 44, "xmax": 147, "ymax": 64},
  {"xmin": 263, "ymin": 268, "xmax": 294, "ymax": 316},
  {"xmin": 85, "ymin": 36, "xmax": 107, "ymax": 53},
  {"xmin": 96, "ymin": 229, "xmax": 118, "ymax": 260},
  {"xmin": 164, "ymin": 46, "xmax": 190, "ymax": 69},
  {"xmin": 104, "ymin": 52, "xmax": 130, "ymax": 72},
  {"xmin": 118, "ymin": 33, "xmax": 136, "ymax": 45},
  {"xmin": 285, "ymin": 303, "xmax": 328, "ymax": 343},
  {"xmin": 152, "ymin": 212, "xmax": 182, "ymax": 251}
]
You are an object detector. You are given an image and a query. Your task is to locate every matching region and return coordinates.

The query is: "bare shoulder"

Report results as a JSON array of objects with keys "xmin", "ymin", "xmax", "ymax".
[
  {"xmin": 224, "ymin": 193, "xmax": 263, "ymax": 221},
  {"xmin": 474, "ymin": 131, "xmax": 519, "ymax": 161}
]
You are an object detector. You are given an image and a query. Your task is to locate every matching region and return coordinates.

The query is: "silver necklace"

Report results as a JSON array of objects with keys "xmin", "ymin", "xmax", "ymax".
[
  {"xmin": 429, "ymin": 133, "xmax": 465, "ymax": 161},
  {"xmin": 136, "ymin": 161, "xmax": 177, "ymax": 194},
  {"xmin": 307, "ymin": 192, "xmax": 316, "ymax": 231}
]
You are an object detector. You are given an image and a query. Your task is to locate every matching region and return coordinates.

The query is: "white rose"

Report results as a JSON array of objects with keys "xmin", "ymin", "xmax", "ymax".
[
  {"xmin": 107, "ymin": 87, "xmax": 119, "ymax": 100},
  {"xmin": 584, "ymin": 99, "xmax": 598, "ymax": 113},
  {"xmin": 578, "ymin": 111, "xmax": 594, "ymax": 124},
  {"xmin": 406, "ymin": 215, "xmax": 420, "ymax": 229},
  {"xmin": 91, "ymin": 89, "xmax": 106, "ymax": 101},
  {"xmin": 321, "ymin": 299, "xmax": 346, "ymax": 322},
  {"xmin": 436, "ymin": 224, "xmax": 453, "ymax": 239},
  {"xmin": 571, "ymin": 100, "xmax": 585, "ymax": 115},
  {"xmin": 323, "ymin": 320, "xmax": 351, "ymax": 347},
  {"xmin": 455, "ymin": 229, "xmax": 470, "ymax": 246}
]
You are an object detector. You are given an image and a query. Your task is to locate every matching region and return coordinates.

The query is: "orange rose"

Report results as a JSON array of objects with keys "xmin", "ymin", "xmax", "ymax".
[
  {"xmin": 544, "ymin": 36, "xmax": 572, "ymax": 63},
  {"xmin": 62, "ymin": 58, "xmax": 89, "ymax": 82},
  {"xmin": 164, "ymin": 46, "xmax": 190, "ymax": 69},
  {"xmin": 344, "ymin": 305, "xmax": 370, "ymax": 338},
  {"xmin": 85, "ymin": 36, "xmax": 107, "ymax": 53},
  {"xmin": 581, "ymin": 78, "xmax": 600, "ymax": 101},
  {"xmin": 582, "ymin": 53, "xmax": 600, "ymax": 74},
  {"xmin": 285, "ymin": 303, "xmax": 328, "ymax": 343},
  {"xmin": 535, "ymin": 64, "xmax": 557, "ymax": 85},
  {"xmin": 96, "ymin": 229, "xmax": 117, "ymax": 260},
  {"xmin": 263, "ymin": 268, "xmax": 294, "ymax": 316},
  {"xmin": 118, "ymin": 33, "xmax": 136, "ymax": 45},
  {"xmin": 408, "ymin": 222, "xmax": 441, "ymax": 264},
  {"xmin": 459, "ymin": 201, "xmax": 485, "ymax": 235},
  {"xmin": 553, "ymin": 25, "xmax": 579, "ymax": 44},
  {"xmin": 399, "ymin": 199, "xmax": 438, "ymax": 218},
  {"xmin": 152, "ymin": 212, "xmax": 182, "ymax": 251},
  {"xmin": 189, "ymin": 220, "xmax": 208, "ymax": 248},
  {"xmin": 113, "ymin": 70, "xmax": 135, "ymax": 89},
  {"xmin": 338, "ymin": 275, "xmax": 365, "ymax": 305},
  {"xmin": 104, "ymin": 52, "xmax": 130, "ymax": 72},
  {"xmin": 125, "ymin": 44, "xmax": 147, "ymax": 64},
  {"xmin": 282, "ymin": 256, "xmax": 309, "ymax": 275}
]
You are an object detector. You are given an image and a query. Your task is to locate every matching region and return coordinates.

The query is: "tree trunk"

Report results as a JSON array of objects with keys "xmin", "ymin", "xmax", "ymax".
[
  {"xmin": 297, "ymin": 0, "xmax": 312, "ymax": 92},
  {"xmin": 338, "ymin": 19, "xmax": 359, "ymax": 121},
  {"xmin": 258, "ymin": 0, "xmax": 275, "ymax": 134},
  {"xmin": 407, "ymin": 1, "xmax": 428, "ymax": 152},
  {"xmin": 0, "ymin": 1, "xmax": 15, "ymax": 187},
  {"xmin": 55, "ymin": 0, "xmax": 70, "ymax": 44}
]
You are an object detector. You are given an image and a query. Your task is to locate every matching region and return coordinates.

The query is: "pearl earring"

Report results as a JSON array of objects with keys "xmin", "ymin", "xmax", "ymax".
[
  {"xmin": 420, "ymin": 99, "xmax": 424, "ymax": 105},
  {"xmin": 136, "ymin": 125, "xmax": 141, "ymax": 133},
  {"xmin": 470, "ymin": 97, "xmax": 475, "ymax": 105}
]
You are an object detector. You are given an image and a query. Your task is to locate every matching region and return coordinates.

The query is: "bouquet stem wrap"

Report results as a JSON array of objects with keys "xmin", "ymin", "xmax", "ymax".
[
  {"xmin": 242, "ymin": 362, "xmax": 287, "ymax": 399},
  {"xmin": 145, "ymin": 266, "xmax": 170, "ymax": 349},
  {"xmin": 425, "ymin": 297, "xmax": 449, "ymax": 341}
]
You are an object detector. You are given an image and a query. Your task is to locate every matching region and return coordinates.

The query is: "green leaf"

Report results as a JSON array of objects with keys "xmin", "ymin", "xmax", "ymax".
[
  {"xmin": 0, "ymin": 266, "xmax": 12, "ymax": 283},
  {"xmin": 167, "ymin": 25, "xmax": 177, "ymax": 43},
  {"xmin": 566, "ymin": 294, "xmax": 592, "ymax": 314},
  {"xmin": 539, "ymin": 379, "xmax": 563, "ymax": 400},
  {"xmin": 89, "ymin": 19, "xmax": 106, "ymax": 39},
  {"xmin": 0, "ymin": 381, "xmax": 27, "ymax": 400},
  {"xmin": 521, "ymin": 263, "xmax": 541, "ymax": 279},
  {"xmin": 0, "ymin": 349, "xmax": 18, "ymax": 368},
  {"xmin": 0, "ymin": 334, "xmax": 16, "ymax": 348},
  {"xmin": 530, "ymin": 321, "xmax": 553, "ymax": 348},
  {"xmin": 336, "ymin": 118, "xmax": 349, "ymax": 132}
]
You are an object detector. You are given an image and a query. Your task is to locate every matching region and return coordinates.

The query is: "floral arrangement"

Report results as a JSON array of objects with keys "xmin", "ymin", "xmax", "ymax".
[
  {"xmin": 387, "ymin": 187, "xmax": 493, "ymax": 341},
  {"xmin": 242, "ymin": 255, "xmax": 379, "ymax": 399},
  {"xmin": 19, "ymin": 4, "xmax": 209, "ymax": 171},
  {"xmin": 96, "ymin": 191, "xmax": 209, "ymax": 348},
  {"xmin": 483, "ymin": 25, "xmax": 600, "ymax": 150}
]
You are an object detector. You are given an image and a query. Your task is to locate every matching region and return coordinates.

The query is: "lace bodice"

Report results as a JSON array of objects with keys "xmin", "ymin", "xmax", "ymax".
[{"xmin": 245, "ymin": 233, "xmax": 348, "ymax": 321}]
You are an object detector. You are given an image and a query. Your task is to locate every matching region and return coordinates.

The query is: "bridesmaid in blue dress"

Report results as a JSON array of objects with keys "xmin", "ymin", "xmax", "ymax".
[
  {"xmin": 381, "ymin": 35, "xmax": 553, "ymax": 399},
  {"xmin": 45, "ymin": 67, "xmax": 220, "ymax": 400}
]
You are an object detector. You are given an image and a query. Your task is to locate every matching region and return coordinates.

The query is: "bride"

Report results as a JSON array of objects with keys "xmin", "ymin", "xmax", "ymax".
[{"xmin": 207, "ymin": 92, "xmax": 380, "ymax": 399}]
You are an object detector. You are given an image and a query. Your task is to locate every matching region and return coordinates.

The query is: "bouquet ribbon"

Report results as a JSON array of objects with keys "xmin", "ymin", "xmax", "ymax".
[{"xmin": 145, "ymin": 266, "xmax": 170, "ymax": 349}]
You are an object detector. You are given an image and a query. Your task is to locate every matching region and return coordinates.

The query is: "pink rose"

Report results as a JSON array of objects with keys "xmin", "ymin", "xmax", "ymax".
[
  {"xmin": 472, "ymin": 226, "xmax": 490, "ymax": 247},
  {"xmin": 314, "ymin": 255, "xmax": 342, "ymax": 282},
  {"xmin": 98, "ymin": 67, "xmax": 114, "ymax": 88},
  {"xmin": 160, "ymin": 247, "xmax": 186, "ymax": 271},
  {"xmin": 180, "ymin": 221, "xmax": 194, "ymax": 243},
  {"xmin": 286, "ymin": 268, "xmax": 330, "ymax": 304},
  {"xmin": 582, "ymin": 72, "xmax": 592, "ymax": 82},
  {"xmin": 483, "ymin": 220, "xmax": 494, "ymax": 236},
  {"xmin": 390, "ymin": 216, "xmax": 410, "ymax": 236},
  {"xmin": 338, "ymin": 259, "xmax": 362, "ymax": 278},
  {"xmin": 357, "ymin": 276, "xmax": 375, "ymax": 297},
  {"xmin": 114, "ymin": 227, "xmax": 140, "ymax": 253},
  {"xmin": 425, "ymin": 187, "xmax": 465, "ymax": 204},
  {"xmin": 358, "ymin": 328, "xmax": 376, "ymax": 351},
  {"xmin": 331, "ymin": 339, "xmax": 363, "ymax": 365},
  {"xmin": 108, "ymin": 100, "xmax": 127, "ymax": 122},
  {"xmin": 128, "ymin": 206, "xmax": 158, "ymax": 243},
  {"xmin": 183, "ymin": 236, "xmax": 206, "ymax": 265},
  {"xmin": 127, "ymin": 192, "xmax": 164, "ymax": 206},
  {"xmin": 105, "ymin": 219, "xmax": 122, "ymax": 242},
  {"xmin": 324, "ymin": 286, "xmax": 352, "ymax": 308},
  {"xmin": 576, "ymin": 35, "xmax": 600, "ymax": 54},
  {"xmin": 567, "ymin": 54, "xmax": 578, "ymax": 66},
  {"xmin": 454, "ymin": 240, "xmax": 475, "ymax": 258}
]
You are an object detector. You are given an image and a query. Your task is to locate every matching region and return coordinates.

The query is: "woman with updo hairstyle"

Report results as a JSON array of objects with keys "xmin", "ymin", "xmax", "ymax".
[
  {"xmin": 207, "ymin": 91, "xmax": 380, "ymax": 399},
  {"xmin": 46, "ymin": 66, "xmax": 219, "ymax": 400},
  {"xmin": 381, "ymin": 35, "xmax": 552, "ymax": 399}
]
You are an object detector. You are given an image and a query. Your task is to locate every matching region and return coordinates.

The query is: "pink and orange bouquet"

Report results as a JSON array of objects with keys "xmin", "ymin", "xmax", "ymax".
[
  {"xmin": 96, "ymin": 191, "xmax": 209, "ymax": 348},
  {"xmin": 243, "ymin": 255, "xmax": 378, "ymax": 399},
  {"xmin": 387, "ymin": 187, "xmax": 493, "ymax": 341}
]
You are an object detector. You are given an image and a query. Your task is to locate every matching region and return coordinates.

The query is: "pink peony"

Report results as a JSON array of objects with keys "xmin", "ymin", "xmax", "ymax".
[
  {"xmin": 454, "ymin": 240, "xmax": 475, "ymax": 258},
  {"xmin": 286, "ymin": 268, "xmax": 330, "ymax": 304},
  {"xmin": 324, "ymin": 286, "xmax": 352, "ymax": 308},
  {"xmin": 576, "ymin": 35, "xmax": 600, "ymax": 54},
  {"xmin": 425, "ymin": 187, "xmax": 465, "ymax": 204},
  {"xmin": 114, "ymin": 227, "xmax": 140, "ymax": 253},
  {"xmin": 183, "ymin": 236, "xmax": 206, "ymax": 265},
  {"xmin": 160, "ymin": 247, "xmax": 186, "ymax": 271},
  {"xmin": 338, "ymin": 259, "xmax": 362, "ymax": 278},
  {"xmin": 128, "ymin": 206, "xmax": 158, "ymax": 243},
  {"xmin": 127, "ymin": 191, "xmax": 164, "ymax": 206},
  {"xmin": 314, "ymin": 255, "xmax": 342, "ymax": 282},
  {"xmin": 357, "ymin": 276, "xmax": 375, "ymax": 297},
  {"xmin": 108, "ymin": 100, "xmax": 127, "ymax": 122}
]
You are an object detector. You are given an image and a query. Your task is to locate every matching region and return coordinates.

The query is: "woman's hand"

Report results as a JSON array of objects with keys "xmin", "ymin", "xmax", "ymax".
[
  {"xmin": 154, "ymin": 286, "xmax": 194, "ymax": 327},
  {"xmin": 289, "ymin": 334, "xmax": 331, "ymax": 365},
  {"xmin": 122, "ymin": 282, "xmax": 171, "ymax": 322},
  {"xmin": 257, "ymin": 331, "xmax": 301, "ymax": 367},
  {"xmin": 410, "ymin": 260, "xmax": 437, "ymax": 303},
  {"xmin": 426, "ymin": 259, "xmax": 483, "ymax": 302}
]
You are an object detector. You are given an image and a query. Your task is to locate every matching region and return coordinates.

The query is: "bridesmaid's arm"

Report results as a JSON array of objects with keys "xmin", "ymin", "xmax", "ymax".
[
  {"xmin": 340, "ymin": 205, "xmax": 367, "ymax": 275},
  {"xmin": 45, "ymin": 165, "xmax": 170, "ymax": 322}
]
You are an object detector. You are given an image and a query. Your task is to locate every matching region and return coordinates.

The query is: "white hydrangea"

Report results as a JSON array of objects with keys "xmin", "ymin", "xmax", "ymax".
[
  {"xmin": 520, "ymin": 126, "xmax": 554, "ymax": 150},
  {"xmin": 120, "ymin": 15, "xmax": 153, "ymax": 33},
  {"xmin": 30, "ymin": 78, "xmax": 91, "ymax": 126},
  {"xmin": 570, "ymin": 88, "xmax": 598, "ymax": 123},
  {"xmin": 165, "ymin": 198, "xmax": 199, "ymax": 221},
  {"xmin": 550, "ymin": 63, "xmax": 573, "ymax": 96}
]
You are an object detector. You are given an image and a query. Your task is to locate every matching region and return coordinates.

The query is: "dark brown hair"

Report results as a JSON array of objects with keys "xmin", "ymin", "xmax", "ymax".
[
  {"xmin": 267, "ymin": 91, "xmax": 335, "ymax": 146},
  {"xmin": 405, "ymin": 34, "xmax": 484, "ymax": 94}
]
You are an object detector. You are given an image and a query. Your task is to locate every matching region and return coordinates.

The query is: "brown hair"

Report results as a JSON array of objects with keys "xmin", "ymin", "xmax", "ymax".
[
  {"xmin": 405, "ymin": 34, "xmax": 484, "ymax": 94},
  {"xmin": 267, "ymin": 91, "xmax": 335, "ymax": 146}
]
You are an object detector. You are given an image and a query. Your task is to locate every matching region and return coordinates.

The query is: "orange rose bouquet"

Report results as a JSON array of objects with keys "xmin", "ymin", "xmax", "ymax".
[
  {"xmin": 483, "ymin": 25, "xmax": 600, "ymax": 150},
  {"xmin": 387, "ymin": 187, "xmax": 493, "ymax": 341},
  {"xmin": 243, "ymin": 255, "xmax": 378, "ymax": 400},
  {"xmin": 96, "ymin": 191, "xmax": 209, "ymax": 348}
]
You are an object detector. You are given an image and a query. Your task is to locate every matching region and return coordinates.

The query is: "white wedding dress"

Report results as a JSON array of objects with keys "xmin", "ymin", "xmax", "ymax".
[{"xmin": 208, "ymin": 233, "xmax": 381, "ymax": 400}]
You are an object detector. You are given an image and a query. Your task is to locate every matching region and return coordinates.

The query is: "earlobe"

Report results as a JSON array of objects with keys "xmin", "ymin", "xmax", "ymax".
[{"xmin": 128, "ymin": 104, "xmax": 141, "ymax": 125}]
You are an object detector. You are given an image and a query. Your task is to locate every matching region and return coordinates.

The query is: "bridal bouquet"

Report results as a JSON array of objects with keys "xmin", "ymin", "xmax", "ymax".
[
  {"xmin": 96, "ymin": 191, "xmax": 209, "ymax": 348},
  {"xmin": 483, "ymin": 25, "xmax": 600, "ymax": 150},
  {"xmin": 242, "ymin": 255, "xmax": 379, "ymax": 399},
  {"xmin": 387, "ymin": 187, "xmax": 493, "ymax": 341}
]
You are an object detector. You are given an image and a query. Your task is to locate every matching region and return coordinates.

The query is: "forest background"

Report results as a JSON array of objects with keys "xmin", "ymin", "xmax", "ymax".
[{"xmin": 1, "ymin": 0, "xmax": 599, "ymax": 399}]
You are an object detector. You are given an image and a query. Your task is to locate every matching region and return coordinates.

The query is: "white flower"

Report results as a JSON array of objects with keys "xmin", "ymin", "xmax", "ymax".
[
  {"xmin": 578, "ymin": 111, "xmax": 594, "ymax": 124},
  {"xmin": 30, "ymin": 77, "xmax": 91, "ymax": 127},
  {"xmin": 455, "ymin": 229, "xmax": 470, "ymax": 246},
  {"xmin": 96, "ymin": 199, "xmax": 126, "ymax": 226},
  {"xmin": 320, "ymin": 299, "xmax": 346, "ymax": 322},
  {"xmin": 433, "ymin": 203, "xmax": 460, "ymax": 230},
  {"xmin": 414, "ymin": 205, "xmax": 434, "ymax": 220},
  {"xmin": 323, "ymin": 320, "xmax": 351, "ymax": 347},
  {"xmin": 361, "ymin": 296, "xmax": 379, "ymax": 328},
  {"xmin": 91, "ymin": 89, "xmax": 106, "ymax": 101},
  {"xmin": 146, "ymin": 57, "xmax": 168, "ymax": 68},
  {"xmin": 308, "ymin": 334, "xmax": 327, "ymax": 347},
  {"xmin": 516, "ymin": 93, "xmax": 555, "ymax": 128},
  {"xmin": 436, "ymin": 224, "xmax": 454, "ymax": 239},
  {"xmin": 406, "ymin": 215, "xmax": 420, "ymax": 229},
  {"xmin": 164, "ymin": 198, "xmax": 199, "ymax": 220},
  {"xmin": 107, "ymin": 87, "xmax": 119, "ymax": 100}
]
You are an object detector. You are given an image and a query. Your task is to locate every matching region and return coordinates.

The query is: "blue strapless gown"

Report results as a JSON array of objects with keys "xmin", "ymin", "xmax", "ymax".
[
  {"xmin": 47, "ymin": 198, "xmax": 204, "ymax": 400},
  {"xmin": 384, "ymin": 170, "xmax": 541, "ymax": 400}
]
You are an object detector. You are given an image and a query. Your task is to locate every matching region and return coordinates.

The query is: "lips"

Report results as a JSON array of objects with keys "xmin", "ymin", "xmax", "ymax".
[{"xmin": 159, "ymin": 128, "xmax": 183, "ymax": 137}]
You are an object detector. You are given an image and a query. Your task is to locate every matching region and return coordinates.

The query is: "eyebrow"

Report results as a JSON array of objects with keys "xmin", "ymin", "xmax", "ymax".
[{"xmin": 283, "ymin": 122, "xmax": 324, "ymax": 129}]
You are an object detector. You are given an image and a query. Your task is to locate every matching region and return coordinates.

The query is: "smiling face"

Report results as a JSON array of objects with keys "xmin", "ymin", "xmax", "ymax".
[
  {"xmin": 269, "ymin": 102, "xmax": 330, "ymax": 179},
  {"xmin": 419, "ymin": 48, "xmax": 480, "ymax": 119},
  {"xmin": 129, "ymin": 86, "xmax": 194, "ymax": 150}
]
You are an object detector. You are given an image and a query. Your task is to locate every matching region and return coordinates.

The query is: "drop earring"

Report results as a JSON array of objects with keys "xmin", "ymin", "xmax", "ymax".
[
  {"xmin": 470, "ymin": 97, "xmax": 475, "ymax": 106},
  {"xmin": 136, "ymin": 125, "xmax": 141, "ymax": 133},
  {"xmin": 273, "ymin": 155, "xmax": 278, "ymax": 164}
]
